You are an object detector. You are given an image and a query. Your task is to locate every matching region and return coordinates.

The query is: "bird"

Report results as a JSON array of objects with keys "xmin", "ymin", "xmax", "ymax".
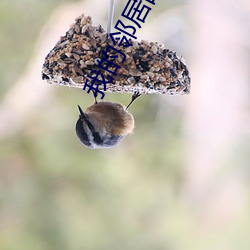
[{"xmin": 75, "ymin": 93, "xmax": 140, "ymax": 149}]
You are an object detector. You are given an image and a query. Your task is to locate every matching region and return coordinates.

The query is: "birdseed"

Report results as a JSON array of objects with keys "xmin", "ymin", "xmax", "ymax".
[{"xmin": 42, "ymin": 14, "xmax": 191, "ymax": 95}]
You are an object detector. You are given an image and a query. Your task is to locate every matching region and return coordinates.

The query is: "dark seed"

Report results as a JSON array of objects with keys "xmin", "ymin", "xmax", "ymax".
[{"xmin": 42, "ymin": 73, "xmax": 50, "ymax": 80}]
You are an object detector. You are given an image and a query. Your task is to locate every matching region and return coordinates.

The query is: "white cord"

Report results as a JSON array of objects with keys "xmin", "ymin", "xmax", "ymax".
[{"xmin": 107, "ymin": 0, "xmax": 115, "ymax": 34}]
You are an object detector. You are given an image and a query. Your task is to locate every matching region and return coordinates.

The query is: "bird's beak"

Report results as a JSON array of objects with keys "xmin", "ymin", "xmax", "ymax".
[{"xmin": 77, "ymin": 105, "xmax": 86, "ymax": 119}]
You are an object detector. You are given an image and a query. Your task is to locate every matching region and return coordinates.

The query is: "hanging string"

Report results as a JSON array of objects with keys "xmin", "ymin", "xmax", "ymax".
[{"xmin": 107, "ymin": 0, "xmax": 115, "ymax": 34}]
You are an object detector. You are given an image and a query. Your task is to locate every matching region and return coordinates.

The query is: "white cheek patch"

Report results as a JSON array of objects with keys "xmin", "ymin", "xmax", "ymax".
[{"xmin": 83, "ymin": 122, "xmax": 95, "ymax": 147}]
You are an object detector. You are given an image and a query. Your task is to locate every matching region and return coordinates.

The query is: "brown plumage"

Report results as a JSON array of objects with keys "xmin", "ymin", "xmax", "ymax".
[
  {"xmin": 85, "ymin": 101, "xmax": 134, "ymax": 136},
  {"xmin": 75, "ymin": 101, "xmax": 134, "ymax": 149}
]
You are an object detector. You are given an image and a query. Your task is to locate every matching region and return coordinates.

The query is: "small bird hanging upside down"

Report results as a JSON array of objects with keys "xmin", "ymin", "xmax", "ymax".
[{"xmin": 75, "ymin": 92, "xmax": 140, "ymax": 149}]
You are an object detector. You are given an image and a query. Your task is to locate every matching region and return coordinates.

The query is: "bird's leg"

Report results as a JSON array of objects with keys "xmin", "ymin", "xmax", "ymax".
[
  {"xmin": 91, "ymin": 90, "xmax": 98, "ymax": 104},
  {"xmin": 126, "ymin": 91, "xmax": 141, "ymax": 110}
]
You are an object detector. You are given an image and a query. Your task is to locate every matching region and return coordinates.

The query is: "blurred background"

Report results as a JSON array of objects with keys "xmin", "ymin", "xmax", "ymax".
[{"xmin": 1, "ymin": 0, "xmax": 250, "ymax": 249}]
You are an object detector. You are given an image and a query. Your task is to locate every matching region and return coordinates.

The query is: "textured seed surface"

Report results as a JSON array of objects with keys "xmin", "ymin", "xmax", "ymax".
[{"xmin": 42, "ymin": 14, "xmax": 191, "ymax": 95}]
